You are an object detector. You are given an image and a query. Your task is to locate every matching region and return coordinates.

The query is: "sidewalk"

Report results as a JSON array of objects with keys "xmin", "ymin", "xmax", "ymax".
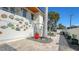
[{"xmin": 59, "ymin": 35, "xmax": 74, "ymax": 51}]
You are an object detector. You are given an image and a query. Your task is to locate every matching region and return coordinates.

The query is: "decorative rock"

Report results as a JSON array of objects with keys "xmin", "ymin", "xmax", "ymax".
[
  {"xmin": 9, "ymin": 15, "xmax": 14, "ymax": 19},
  {"xmin": 1, "ymin": 14, "xmax": 7, "ymax": 18},
  {"xmin": 7, "ymin": 23, "xmax": 14, "ymax": 27},
  {"xmin": 15, "ymin": 18, "xmax": 20, "ymax": 21},
  {"xmin": 0, "ymin": 26, "xmax": 8, "ymax": 29},
  {"xmin": 19, "ymin": 21, "xmax": 22, "ymax": 24},
  {"xmin": 29, "ymin": 25, "xmax": 31, "ymax": 27},
  {"xmin": 16, "ymin": 28, "xmax": 20, "ymax": 31},
  {"xmin": 0, "ymin": 31, "xmax": 2, "ymax": 34},
  {"xmin": 25, "ymin": 22, "xmax": 28, "ymax": 25},
  {"xmin": 26, "ymin": 27, "xmax": 28, "ymax": 29},
  {"xmin": 7, "ymin": 23, "xmax": 15, "ymax": 29},
  {"xmin": 20, "ymin": 19, "xmax": 24, "ymax": 21},
  {"xmin": 24, "ymin": 29, "xmax": 26, "ymax": 31},
  {"xmin": 23, "ymin": 25, "xmax": 26, "ymax": 27},
  {"xmin": 16, "ymin": 24, "xmax": 19, "ymax": 27},
  {"xmin": 20, "ymin": 26, "xmax": 23, "ymax": 28}
]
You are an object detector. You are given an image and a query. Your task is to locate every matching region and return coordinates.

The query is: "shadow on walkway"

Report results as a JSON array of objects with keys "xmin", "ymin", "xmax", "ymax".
[{"xmin": 0, "ymin": 44, "xmax": 17, "ymax": 51}]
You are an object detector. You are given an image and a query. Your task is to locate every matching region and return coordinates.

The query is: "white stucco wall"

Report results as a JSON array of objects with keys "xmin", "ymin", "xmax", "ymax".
[
  {"xmin": 26, "ymin": 12, "xmax": 32, "ymax": 23},
  {"xmin": 0, "ymin": 10, "xmax": 34, "ymax": 40},
  {"xmin": 33, "ymin": 13, "xmax": 43, "ymax": 36},
  {"xmin": 38, "ymin": 14, "xmax": 43, "ymax": 24},
  {"xmin": 38, "ymin": 14, "xmax": 43, "ymax": 36}
]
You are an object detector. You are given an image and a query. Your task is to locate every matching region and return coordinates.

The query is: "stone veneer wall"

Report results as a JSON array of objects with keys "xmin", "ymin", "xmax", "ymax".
[{"xmin": 0, "ymin": 10, "xmax": 34, "ymax": 40}]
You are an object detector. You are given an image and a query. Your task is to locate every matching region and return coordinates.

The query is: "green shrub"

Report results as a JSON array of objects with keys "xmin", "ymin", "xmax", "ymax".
[
  {"xmin": 48, "ymin": 32, "xmax": 54, "ymax": 36},
  {"xmin": 72, "ymin": 34, "xmax": 77, "ymax": 39}
]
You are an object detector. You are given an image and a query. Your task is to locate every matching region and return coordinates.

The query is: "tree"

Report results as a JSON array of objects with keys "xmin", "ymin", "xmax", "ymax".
[
  {"xmin": 48, "ymin": 11, "xmax": 60, "ymax": 31},
  {"xmin": 58, "ymin": 24, "xmax": 65, "ymax": 29}
]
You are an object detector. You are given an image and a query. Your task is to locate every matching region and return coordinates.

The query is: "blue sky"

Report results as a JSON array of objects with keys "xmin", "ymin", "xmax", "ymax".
[{"xmin": 48, "ymin": 7, "xmax": 79, "ymax": 27}]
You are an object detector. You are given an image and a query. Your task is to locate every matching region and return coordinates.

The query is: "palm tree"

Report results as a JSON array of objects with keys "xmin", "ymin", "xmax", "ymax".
[
  {"xmin": 48, "ymin": 11, "xmax": 60, "ymax": 31},
  {"xmin": 58, "ymin": 23, "xmax": 66, "ymax": 29}
]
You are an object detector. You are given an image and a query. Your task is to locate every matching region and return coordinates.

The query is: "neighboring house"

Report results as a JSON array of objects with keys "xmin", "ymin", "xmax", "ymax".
[{"xmin": 0, "ymin": 7, "xmax": 46, "ymax": 40}]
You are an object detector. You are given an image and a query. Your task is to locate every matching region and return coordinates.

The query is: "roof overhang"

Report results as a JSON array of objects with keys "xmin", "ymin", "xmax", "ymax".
[
  {"xmin": 25, "ymin": 7, "xmax": 45, "ymax": 15},
  {"xmin": 27, "ymin": 7, "xmax": 39, "ymax": 13}
]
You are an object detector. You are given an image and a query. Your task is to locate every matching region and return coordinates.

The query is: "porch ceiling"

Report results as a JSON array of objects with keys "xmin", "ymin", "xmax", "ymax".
[{"xmin": 27, "ymin": 7, "xmax": 39, "ymax": 13}]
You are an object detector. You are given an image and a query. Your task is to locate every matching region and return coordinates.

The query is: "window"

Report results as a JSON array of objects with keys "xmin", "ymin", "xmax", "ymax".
[
  {"xmin": 23, "ymin": 9, "xmax": 27, "ymax": 18},
  {"xmin": 2, "ymin": 7, "xmax": 9, "ymax": 11},
  {"xmin": 10, "ymin": 7, "xmax": 15, "ymax": 14},
  {"xmin": 31, "ymin": 13, "xmax": 34, "ymax": 20},
  {"xmin": 15, "ymin": 8, "xmax": 22, "ymax": 16}
]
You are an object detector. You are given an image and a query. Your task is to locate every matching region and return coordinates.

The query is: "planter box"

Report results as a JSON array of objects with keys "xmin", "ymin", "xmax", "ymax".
[
  {"xmin": 66, "ymin": 35, "xmax": 71, "ymax": 40},
  {"xmin": 71, "ymin": 39, "xmax": 78, "ymax": 45}
]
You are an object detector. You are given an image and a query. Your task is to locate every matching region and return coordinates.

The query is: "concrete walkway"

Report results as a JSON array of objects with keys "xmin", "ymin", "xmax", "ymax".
[
  {"xmin": 59, "ymin": 35, "xmax": 74, "ymax": 51},
  {"xmin": 0, "ymin": 34, "xmax": 60, "ymax": 51},
  {"xmin": 0, "ymin": 33, "xmax": 75, "ymax": 51}
]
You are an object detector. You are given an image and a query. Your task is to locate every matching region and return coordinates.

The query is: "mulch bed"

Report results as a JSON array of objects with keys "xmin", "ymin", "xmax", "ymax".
[{"xmin": 27, "ymin": 37, "xmax": 53, "ymax": 43}]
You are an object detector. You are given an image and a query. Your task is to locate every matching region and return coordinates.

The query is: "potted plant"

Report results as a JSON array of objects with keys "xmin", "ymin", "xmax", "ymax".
[{"xmin": 66, "ymin": 35, "xmax": 71, "ymax": 40}]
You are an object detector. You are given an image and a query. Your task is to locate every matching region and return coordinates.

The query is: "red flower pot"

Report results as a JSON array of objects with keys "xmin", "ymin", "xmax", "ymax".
[{"xmin": 34, "ymin": 33, "xmax": 40, "ymax": 40}]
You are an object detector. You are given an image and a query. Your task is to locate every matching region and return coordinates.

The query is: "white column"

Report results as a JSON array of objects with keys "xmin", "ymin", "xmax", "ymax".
[{"xmin": 43, "ymin": 7, "xmax": 48, "ymax": 37}]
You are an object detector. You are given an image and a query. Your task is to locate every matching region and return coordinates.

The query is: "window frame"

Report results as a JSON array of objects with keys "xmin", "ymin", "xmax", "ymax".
[
  {"xmin": 2, "ymin": 7, "xmax": 9, "ymax": 12},
  {"xmin": 31, "ymin": 13, "xmax": 34, "ymax": 20},
  {"xmin": 22, "ymin": 8, "xmax": 27, "ymax": 18},
  {"xmin": 10, "ymin": 7, "xmax": 15, "ymax": 14}
]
